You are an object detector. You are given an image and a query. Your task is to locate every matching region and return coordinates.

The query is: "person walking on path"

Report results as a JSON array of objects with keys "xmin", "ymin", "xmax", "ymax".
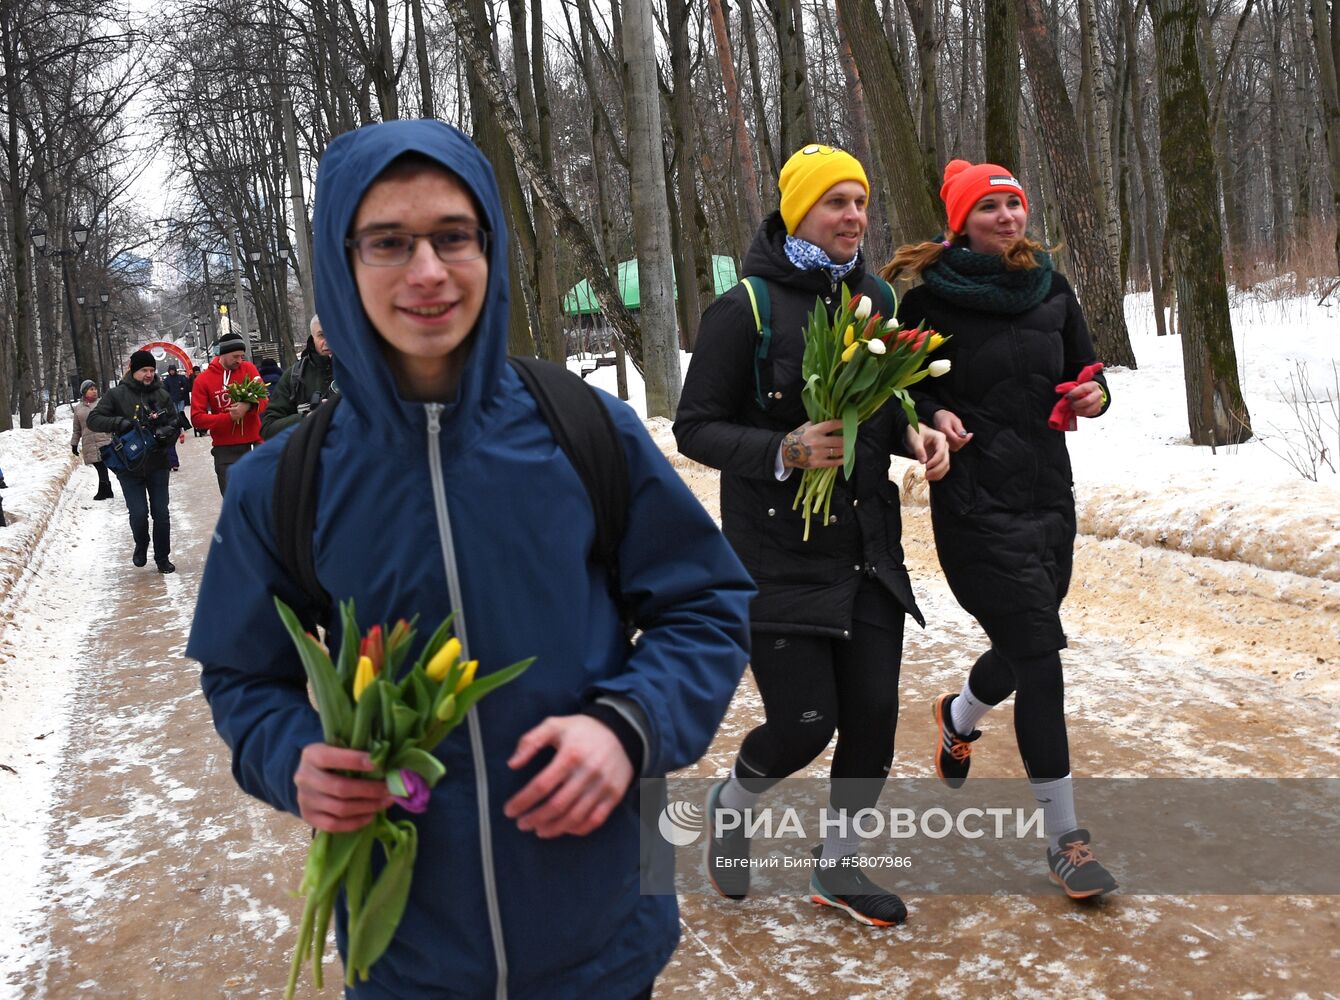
[
  {"xmin": 260, "ymin": 315, "xmax": 337, "ymax": 440},
  {"xmin": 87, "ymin": 351, "xmax": 183, "ymax": 572},
  {"xmin": 190, "ymin": 333, "xmax": 267, "ymax": 495},
  {"xmin": 71, "ymin": 379, "xmax": 114, "ymax": 500},
  {"xmin": 187, "ymin": 119, "xmax": 753, "ymax": 999},
  {"xmin": 887, "ymin": 159, "xmax": 1117, "ymax": 899},
  {"xmin": 163, "ymin": 364, "xmax": 191, "ymax": 413},
  {"xmin": 675, "ymin": 143, "xmax": 949, "ymax": 927}
]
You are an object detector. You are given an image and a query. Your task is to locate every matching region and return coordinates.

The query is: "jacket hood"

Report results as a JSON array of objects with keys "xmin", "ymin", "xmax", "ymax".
[
  {"xmin": 312, "ymin": 119, "xmax": 509, "ymax": 444},
  {"xmin": 742, "ymin": 210, "xmax": 870, "ymax": 294}
]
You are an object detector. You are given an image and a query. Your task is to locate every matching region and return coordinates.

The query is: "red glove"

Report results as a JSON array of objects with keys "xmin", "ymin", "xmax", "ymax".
[{"xmin": 1048, "ymin": 362, "xmax": 1105, "ymax": 431}]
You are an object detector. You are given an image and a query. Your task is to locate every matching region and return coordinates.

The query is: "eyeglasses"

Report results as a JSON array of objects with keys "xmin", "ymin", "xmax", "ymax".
[{"xmin": 345, "ymin": 227, "xmax": 489, "ymax": 267}]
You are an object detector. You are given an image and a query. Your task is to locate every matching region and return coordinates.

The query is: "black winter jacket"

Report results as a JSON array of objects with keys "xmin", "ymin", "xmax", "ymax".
[
  {"xmin": 260, "ymin": 338, "xmax": 337, "ymax": 440},
  {"xmin": 675, "ymin": 212, "xmax": 925, "ymax": 637},
  {"xmin": 898, "ymin": 272, "xmax": 1110, "ymax": 654},
  {"xmin": 86, "ymin": 374, "xmax": 180, "ymax": 474}
]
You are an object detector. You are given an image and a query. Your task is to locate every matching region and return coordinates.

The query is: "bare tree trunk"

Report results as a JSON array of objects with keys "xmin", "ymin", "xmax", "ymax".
[
  {"xmin": 444, "ymin": 0, "xmax": 643, "ymax": 366},
  {"xmin": 741, "ymin": 0, "xmax": 779, "ymax": 194},
  {"xmin": 1310, "ymin": 0, "xmax": 1340, "ymax": 274},
  {"xmin": 707, "ymin": 0, "xmax": 764, "ymax": 231},
  {"xmin": 410, "ymin": 0, "xmax": 435, "ymax": 118},
  {"xmin": 1078, "ymin": 0, "xmax": 1121, "ymax": 267},
  {"xmin": 2, "ymin": 5, "xmax": 36, "ymax": 429},
  {"xmin": 623, "ymin": 0, "xmax": 680, "ymax": 415},
  {"xmin": 1123, "ymin": 0, "xmax": 1169, "ymax": 335},
  {"xmin": 834, "ymin": 6, "xmax": 892, "ymax": 263},
  {"xmin": 1150, "ymin": 0, "xmax": 1253, "ymax": 444},
  {"xmin": 1017, "ymin": 0, "xmax": 1137, "ymax": 368},
  {"xmin": 772, "ymin": 0, "xmax": 812, "ymax": 154},
  {"xmin": 835, "ymin": 0, "xmax": 942, "ymax": 242},
  {"xmin": 902, "ymin": 0, "xmax": 943, "ymax": 172},
  {"xmin": 983, "ymin": 0, "xmax": 1022, "ymax": 167},
  {"xmin": 281, "ymin": 96, "xmax": 317, "ymax": 332},
  {"xmin": 667, "ymin": 0, "xmax": 711, "ymax": 348}
]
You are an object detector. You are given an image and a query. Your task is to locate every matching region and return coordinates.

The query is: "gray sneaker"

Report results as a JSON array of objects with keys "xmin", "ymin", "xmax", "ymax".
[
  {"xmin": 703, "ymin": 780, "xmax": 751, "ymax": 900},
  {"xmin": 1047, "ymin": 829, "xmax": 1119, "ymax": 899}
]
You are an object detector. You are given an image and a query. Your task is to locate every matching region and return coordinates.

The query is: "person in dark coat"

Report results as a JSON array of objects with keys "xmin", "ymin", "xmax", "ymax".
[
  {"xmin": 888, "ymin": 159, "xmax": 1116, "ymax": 899},
  {"xmin": 675, "ymin": 143, "xmax": 949, "ymax": 926},
  {"xmin": 163, "ymin": 364, "xmax": 191, "ymax": 409},
  {"xmin": 71, "ymin": 379, "xmax": 115, "ymax": 500},
  {"xmin": 257, "ymin": 356, "xmax": 283, "ymax": 388},
  {"xmin": 186, "ymin": 119, "xmax": 753, "ymax": 998},
  {"xmin": 260, "ymin": 316, "xmax": 336, "ymax": 440},
  {"xmin": 87, "ymin": 350, "xmax": 183, "ymax": 572}
]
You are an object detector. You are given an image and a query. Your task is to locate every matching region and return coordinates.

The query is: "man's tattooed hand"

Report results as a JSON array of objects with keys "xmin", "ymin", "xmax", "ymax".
[{"xmin": 782, "ymin": 429, "xmax": 811, "ymax": 467}]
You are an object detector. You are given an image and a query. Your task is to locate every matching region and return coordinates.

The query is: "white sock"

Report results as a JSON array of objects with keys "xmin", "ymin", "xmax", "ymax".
[
  {"xmin": 717, "ymin": 765, "xmax": 762, "ymax": 813},
  {"xmin": 1030, "ymin": 774, "xmax": 1078, "ymax": 849},
  {"xmin": 951, "ymin": 681, "xmax": 992, "ymax": 735},
  {"xmin": 821, "ymin": 809, "xmax": 862, "ymax": 863}
]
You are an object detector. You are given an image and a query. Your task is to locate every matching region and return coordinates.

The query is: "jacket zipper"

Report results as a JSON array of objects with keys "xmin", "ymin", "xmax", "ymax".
[{"xmin": 424, "ymin": 403, "xmax": 509, "ymax": 1000}]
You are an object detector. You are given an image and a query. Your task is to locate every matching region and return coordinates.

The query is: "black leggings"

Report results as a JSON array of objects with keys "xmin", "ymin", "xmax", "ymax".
[
  {"xmin": 736, "ymin": 602, "xmax": 904, "ymax": 815},
  {"xmin": 967, "ymin": 648, "xmax": 1070, "ymax": 781}
]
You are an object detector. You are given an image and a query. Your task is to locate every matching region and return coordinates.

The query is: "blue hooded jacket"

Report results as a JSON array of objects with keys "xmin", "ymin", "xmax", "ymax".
[{"xmin": 187, "ymin": 120, "xmax": 754, "ymax": 998}]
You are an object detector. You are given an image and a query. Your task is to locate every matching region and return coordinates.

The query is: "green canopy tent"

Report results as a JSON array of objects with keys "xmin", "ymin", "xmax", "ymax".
[{"xmin": 561, "ymin": 255, "xmax": 739, "ymax": 316}]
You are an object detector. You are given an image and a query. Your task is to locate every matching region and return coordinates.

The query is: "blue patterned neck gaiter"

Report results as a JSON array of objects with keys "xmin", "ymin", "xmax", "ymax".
[{"xmin": 784, "ymin": 235, "xmax": 861, "ymax": 283}]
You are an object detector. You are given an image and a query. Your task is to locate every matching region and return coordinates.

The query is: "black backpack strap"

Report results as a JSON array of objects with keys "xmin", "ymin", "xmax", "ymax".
[
  {"xmin": 508, "ymin": 356, "xmax": 633, "ymax": 637},
  {"xmin": 273, "ymin": 395, "xmax": 341, "ymax": 633}
]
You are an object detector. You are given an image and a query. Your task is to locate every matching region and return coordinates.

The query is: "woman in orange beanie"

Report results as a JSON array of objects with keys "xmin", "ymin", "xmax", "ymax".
[{"xmin": 883, "ymin": 159, "xmax": 1117, "ymax": 900}]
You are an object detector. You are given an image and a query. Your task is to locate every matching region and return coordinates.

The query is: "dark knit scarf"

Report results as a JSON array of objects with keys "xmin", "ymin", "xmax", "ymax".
[{"xmin": 922, "ymin": 245, "xmax": 1054, "ymax": 315}]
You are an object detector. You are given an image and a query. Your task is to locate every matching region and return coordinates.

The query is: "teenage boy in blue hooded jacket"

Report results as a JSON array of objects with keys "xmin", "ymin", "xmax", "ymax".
[{"xmin": 187, "ymin": 120, "xmax": 754, "ymax": 999}]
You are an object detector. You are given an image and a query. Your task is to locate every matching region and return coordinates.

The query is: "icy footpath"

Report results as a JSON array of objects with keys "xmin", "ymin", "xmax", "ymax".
[{"xmin": 0, "ymin": 417, "xmax": 80, "ymax": 608}]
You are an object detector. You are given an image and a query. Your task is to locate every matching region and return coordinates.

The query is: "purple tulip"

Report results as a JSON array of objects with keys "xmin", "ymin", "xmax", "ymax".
[{"xmin": 391, "ymin": 769, "xmax": 431, "ymax": 813}]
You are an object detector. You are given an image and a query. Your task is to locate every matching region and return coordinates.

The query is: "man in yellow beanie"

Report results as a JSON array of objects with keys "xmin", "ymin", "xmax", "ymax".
[{"xmin": 674, "ymin": 146, "xmax": 948, "ymax": 927}]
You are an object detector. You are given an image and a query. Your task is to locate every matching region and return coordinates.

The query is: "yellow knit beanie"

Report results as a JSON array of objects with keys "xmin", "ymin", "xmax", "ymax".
[{"xmin": 778, "ymin": 144, "xmax": 869, "ymax": 234}]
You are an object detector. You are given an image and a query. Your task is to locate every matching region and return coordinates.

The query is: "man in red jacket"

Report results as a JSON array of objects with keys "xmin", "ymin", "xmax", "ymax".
[{"xmin": 191, "ymin": 332, "xmax": 268, "ymax": 496}]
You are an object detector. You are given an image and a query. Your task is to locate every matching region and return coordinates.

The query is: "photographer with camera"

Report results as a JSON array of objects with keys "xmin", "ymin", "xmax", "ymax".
[
  {"xmin": 260, "ymin": 315, "xmax": 336, "ymax": 441},
  {"xmin": 88, "ymin": 350, "xmax": 185, "ymax": 573}
]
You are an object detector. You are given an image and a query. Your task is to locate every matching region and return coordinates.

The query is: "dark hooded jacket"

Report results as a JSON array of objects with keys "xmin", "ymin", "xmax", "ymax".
[
  {"xmin": 86, "ymin": 373, "xmax": 179, "ymax": 474},
  {"xmin": 674, "ymin": 211, "xmax": 927, "ymax": 636},
  {"xmin": 898, "ymin": 270, "xmax": 1110, "ymax": 655},
  {"xmin": 186, "ymin": 120, "xmax": 753, "ymax": 999},
  {"xmin": 260, "ymin": 336, "xmax": 336, "ymax": 440}
]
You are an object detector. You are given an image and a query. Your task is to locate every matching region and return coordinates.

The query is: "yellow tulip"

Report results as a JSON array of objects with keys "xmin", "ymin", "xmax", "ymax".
[
  {"xmin": 353, "ymin": 655, "xmax": 377, "ymax": 702},
  {"xmin": 454, "ymin": 659, "xmax": 479, "ymax": 694},
  {"xmin": 842, "ymin": 324, "xmax": 856, "ymax": 347},
  {"xmin": 425, "ymin": 637, "xmax": 462, "ymax": 682},
  {"xmin": 841, "ymin": 341, "xmax": 860, "ymax": 363},
  {"xmin": 927, "ymin": 333, "xmax": 946, "ymax": 352}
]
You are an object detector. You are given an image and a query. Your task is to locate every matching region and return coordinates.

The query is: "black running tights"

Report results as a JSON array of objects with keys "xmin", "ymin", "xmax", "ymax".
[
  {"xmin": 735, "ymin": 615, "xmax": 904, "ymax": 815},
  {"xmin": 967, "ymin": 648, "xmax": 1070, "ymax": 781}
]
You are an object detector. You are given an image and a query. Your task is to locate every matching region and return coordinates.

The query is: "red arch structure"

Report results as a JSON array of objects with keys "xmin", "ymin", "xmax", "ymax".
[{"xmin": 136, "ymin": 341, "xmax": 193, "ymax": 373}]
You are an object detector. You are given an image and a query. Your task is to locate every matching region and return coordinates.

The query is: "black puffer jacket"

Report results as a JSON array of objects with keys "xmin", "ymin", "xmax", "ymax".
[
  {"xmin": 675, "ymin": 212, "xmax": 925, "ymax": 637},
  {"xmin": 86, "ymin": 373, "xmax": 180, "ymax": 474},
  {"xmin": 898, "ymin": 272, "xmax": 1110, "ymax": 654}
]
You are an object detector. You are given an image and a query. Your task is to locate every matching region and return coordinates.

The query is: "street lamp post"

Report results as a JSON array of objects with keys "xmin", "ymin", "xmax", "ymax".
[{"xmin": 31, "ymin": 224, "xmax": 93, "ymax": 387}]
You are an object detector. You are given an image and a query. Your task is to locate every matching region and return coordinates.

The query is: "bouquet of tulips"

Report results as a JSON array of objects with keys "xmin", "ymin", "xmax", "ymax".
[
  {"xmin": 794, "ymin": 287, "xmax": 950, "ymax": 540},
  {"xmin": 225, "ymin": 375, "xmax": 268, "ymax": 421},
  {"xmin": 274, "ymin": 597, "xmax": 534, "ymax": 998}
]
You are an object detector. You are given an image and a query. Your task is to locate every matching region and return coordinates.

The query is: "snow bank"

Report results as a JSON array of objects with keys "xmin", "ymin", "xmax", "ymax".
[{"xmin": 0, "ymin": 417, "xmax": 80, "ymax": 607}]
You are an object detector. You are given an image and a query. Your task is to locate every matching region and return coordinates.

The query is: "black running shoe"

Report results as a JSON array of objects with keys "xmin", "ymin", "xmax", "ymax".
[
  {"xmin": 1046, "ymin": 829, "xmax": 1119, "ymax": 899},
  {"xmin": 702, "ymin": 780, "xmax": 751, "ymax": 900},
  {"xmin": 809, "ymin": 846, "xmax": 907, "ymax": 926},
  {"xmin": 933, "ymin": 693, "xmax": 980, "ymax": 789}
]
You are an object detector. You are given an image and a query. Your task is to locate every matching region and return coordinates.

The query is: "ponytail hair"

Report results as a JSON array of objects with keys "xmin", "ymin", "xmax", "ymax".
[{"xmin": 879, "ymin": 233, "xmax": 1052, "ymax": 282}]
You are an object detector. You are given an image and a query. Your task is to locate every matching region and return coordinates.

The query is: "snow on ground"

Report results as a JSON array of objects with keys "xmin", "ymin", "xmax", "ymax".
[{"xmin": 0, "ymin": 287, "xmax": 1336, "ymax": 990}]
